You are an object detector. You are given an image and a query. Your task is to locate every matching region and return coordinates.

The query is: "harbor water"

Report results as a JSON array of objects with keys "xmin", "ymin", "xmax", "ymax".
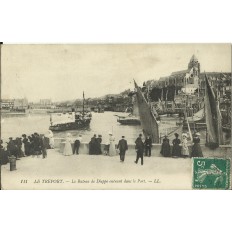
[{"xmin": 1, "ymin": 111, "xmax": 179, "ymax": 144}]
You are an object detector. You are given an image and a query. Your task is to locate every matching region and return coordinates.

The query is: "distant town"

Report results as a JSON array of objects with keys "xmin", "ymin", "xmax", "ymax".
[
  {"xmin": 1, "ymin": 55, "xmax": 231, "ymax": 118},
  {"xmin": 0, "ymin": 89, "xmax": 133, "ymax": 114}
]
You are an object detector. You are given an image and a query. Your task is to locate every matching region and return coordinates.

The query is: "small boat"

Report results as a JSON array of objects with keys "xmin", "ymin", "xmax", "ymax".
[
  {"xmin": 172, "ymin": 113, "xmax": 179, "ymax": 118},
  {"xmin": 117, "ymin": 93, "xmax": 141, "ymax": 125},
  {"xmin": 117, "ymin": 114, "xmax": 141, "ymax": 125},
  {"xmin": 49, "ymin": 92, "xmax": 92, "ymax": 132},
  {"xmin": 49, "ymin": 115, "xmax": 91, "ymax": 132},
  {"xmin": 159, "ymin": 114, "xmax": 168, "ymax": 118}
]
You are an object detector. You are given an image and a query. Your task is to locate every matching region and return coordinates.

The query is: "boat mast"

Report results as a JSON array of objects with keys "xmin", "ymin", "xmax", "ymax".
[
  {"xmin": 82, "ymin": 91, "xmax": 85, "ymax": 115},
  {"xmin": 184, "ymin": 75, "xmax": 193, "ymax": 141}
]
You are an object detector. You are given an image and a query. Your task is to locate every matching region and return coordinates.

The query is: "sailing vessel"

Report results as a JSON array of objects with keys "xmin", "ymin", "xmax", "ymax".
[
  {"xmin": 116, "ymin": 95, "xmax": 141, "ymax": 125},
  {"xmin": 180, "ymin": 107, "xmax": 206, "ymax": 130},
  {"xmin": 49, "ymin": 92, "xmax": 92, "ymax": 132},
  {"xmin": 204, "ymin": 74, "xmax": 224, "ymax": 147},
  {"xmin": 134, "ymin": 81, "xmax": 159, "ymax": 143}
]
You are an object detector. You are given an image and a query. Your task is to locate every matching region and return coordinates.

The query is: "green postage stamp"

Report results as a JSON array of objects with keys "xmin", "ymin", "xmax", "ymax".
[{"xmin": 193, "ymin": 158, "xmax": 231, "ymax": 189}]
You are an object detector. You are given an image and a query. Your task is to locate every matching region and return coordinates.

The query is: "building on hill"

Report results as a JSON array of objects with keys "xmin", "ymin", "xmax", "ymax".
[{"xmin": 147, "ymin": 54, "xmax": 231, "ymax": 101}]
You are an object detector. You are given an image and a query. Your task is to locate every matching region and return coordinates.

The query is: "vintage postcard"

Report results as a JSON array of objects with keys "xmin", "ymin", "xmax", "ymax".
[{"xmin": 0, "ymin": 44, "xmax": 231, "ymax": 190}]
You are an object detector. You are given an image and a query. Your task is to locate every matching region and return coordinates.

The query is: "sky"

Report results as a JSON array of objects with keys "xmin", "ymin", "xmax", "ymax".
[{"xmin": 1, "ymin": 44, "xmax": 231, "ymax": 102}]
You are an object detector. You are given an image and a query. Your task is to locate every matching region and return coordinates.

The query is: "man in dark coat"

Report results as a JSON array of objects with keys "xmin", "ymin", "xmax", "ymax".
[
  {"xmin": 73, "ymin": 135, "xmax": 82, "ymax": 155},
  {"xmin": 117, "ymin": 136, "xmax": 128, "ymax": 162},
  {"xmin": 7, "ymin": 137, "xmax": 19, "ymax": 159},
  {"xmin": 16, "ymin": 137, "xmax": 24, "ymax": 158},
  {"xmin": 40, "ymin": 134, "xmax": 47, "ymax": 159},
  {"xmin": 33, "ymin": 133, "xmax": 41, "ymax": 157},
  {"xmin": 28, "ymin": 135, "xmax": 34, "ymax": 155},
  {"xmin": 135, "ymin": 134, "xmax": 144, "ymax": 165},
  {"xmin": 144, "ymin": 135, "xmax": 152, "ymax": 157}
]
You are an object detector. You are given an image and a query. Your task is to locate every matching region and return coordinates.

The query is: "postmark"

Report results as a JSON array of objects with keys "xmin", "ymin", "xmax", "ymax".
[{"xmin": 193, "ymin": 158, "xmax": 230, "ymax": 189}]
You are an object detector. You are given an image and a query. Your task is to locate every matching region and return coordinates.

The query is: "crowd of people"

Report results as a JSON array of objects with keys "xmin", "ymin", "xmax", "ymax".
[
  {"xmin": 1, "ymin": 129, "xmax": 204, "ymax": 167},
  {"xmin": 160, "ymin": 132, "xmax": 203, "ymax": 158},
  {"xmin": 61, "ymin": 131, "xmax": 203, "ymax": 166},
  {"xmin": 62, "ymin": 132, "xmax": 121, "ymax": 156},
  {"xmin": 0, "ymin": 130, "xmax": 55, "ymax": 165}
]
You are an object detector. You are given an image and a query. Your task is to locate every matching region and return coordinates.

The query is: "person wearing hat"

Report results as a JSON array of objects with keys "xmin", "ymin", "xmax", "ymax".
[
  {"xmin": 73, "ymin": 135, "xmax": 82, "ymax": 155},
  {"xmin": 47, "ymin": 130, "xmax": 54, "ymax": 149},
  {"xmin": 39, "ymin": 134, "xmax": 47, "ymax": 159},
  {"xmin": 22, "ymin": 134, "xmax": 30, "ymax": 156},
  {"xmin": 33, "ymin": 133, "xmax": 42, "ymax": 158},
  {"xmin": 160, "ymin": 135, "xmax": 171, "ymax": 157},
  {"xmin": 144, "ymin": 135, "xmax": 152, "ymax": 157},
  {"xmin": 109, "ymin": 132, "xmax": 117, "ymax": 156},
  {"xmin": 181, "ymin": 133, "xmax": 189, "ymax": 158},
  {"xmin": 135, "ymin": 134, "xmax": 144, "ymax": 165},
  {"xmin": 191, "ymin": 132, "xmax": 203, "ymax": 157},
  {"xmin": 172, "ymin": 133, "xmax": 181, "ymax": 157},
  {"xmin": 63, "ymin": 133, "xmax": 73, "ymax": 156},
  {"xmin": 0, "ymin": 139, "xmax": 9, "ymax": 165},
  {"xmin": 15, "ymin": 137, "xmax": 24, "ymax": 158},
  {"xmin": 96, "ymin": 135, "xmax": 102, "ymax": 155},
  {"xmin": 28, "ymin": 135, "xmax": 35, "ymax": 156},
  {"xmin": 7, "ymin": 137, "xmax": 19, "ymax": 159},
  {"xmin": 89, "ymin": 134, "xmax": 97, "ymax": 155},
  {"xmin": 117, "ymin": 136, "xmax": 128, "ymax": 162}
]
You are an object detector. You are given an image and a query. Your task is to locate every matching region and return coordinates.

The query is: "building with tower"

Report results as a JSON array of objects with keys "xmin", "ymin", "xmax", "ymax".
[{"xmin": 147, "ymin": 54, "xmax": 231, "ymax": 104}]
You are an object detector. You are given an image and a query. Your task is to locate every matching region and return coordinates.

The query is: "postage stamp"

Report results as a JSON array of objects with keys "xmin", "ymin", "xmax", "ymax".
[{"xmin": 193, "ymin": 158, "xmax": 231, "ymax": 189}]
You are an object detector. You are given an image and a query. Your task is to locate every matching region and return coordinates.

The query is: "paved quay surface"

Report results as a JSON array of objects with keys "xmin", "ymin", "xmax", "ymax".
[{"xmin": 1, "ymin": 149, "xmax": 194, "ymax": 190}]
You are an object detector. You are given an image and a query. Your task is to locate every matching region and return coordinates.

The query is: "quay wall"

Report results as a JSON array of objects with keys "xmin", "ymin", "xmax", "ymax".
[{"xmin": 54, "ymin": 138, "xmax": 232, "ymax": 158}]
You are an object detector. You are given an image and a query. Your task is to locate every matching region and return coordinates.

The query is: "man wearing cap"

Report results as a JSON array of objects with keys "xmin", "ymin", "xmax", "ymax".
[
  {"xmin": 117, "ymin": 136, "xmax": 128, "ymax": 162},
  {"xmin": 135, "ymin": 134, "xmax": 144, "ymax": 165}
]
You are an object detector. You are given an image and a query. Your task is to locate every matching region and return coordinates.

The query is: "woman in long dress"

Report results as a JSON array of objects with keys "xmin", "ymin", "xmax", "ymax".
[
  {"xmin": 160, "ymin": 135, "xmax": 171, "ymax": 157},
  {"xmin": 47, "ymin": 130, "xmax": 55, "ymax": 149},
  {"xmin": 109, "ymin": 133, "xmax": 117, "ymax": 156},
  {"xmin": 191, "ymin": 132, "xmax": 203, "ymax": 157},
  {"xmin": 181, "ymin": 133, "xmax": 189, "ymax": 158},
  {"xmin": 63, "ymin": 133, "xmax": 73, "ymax": 156},
  {"xmin": 172, "ymin": 133, "xmax": 181, "ymax": 157}
]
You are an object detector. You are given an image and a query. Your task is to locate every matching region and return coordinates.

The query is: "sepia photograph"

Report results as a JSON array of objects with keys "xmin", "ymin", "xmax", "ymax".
[{"xmin": 0, "ymin": 44, "xmax": 231, "ymax": 190}]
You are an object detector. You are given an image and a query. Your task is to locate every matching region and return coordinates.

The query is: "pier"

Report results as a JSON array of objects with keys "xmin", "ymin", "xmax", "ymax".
[{"xmin": 54, "ymin": 138, "xmax": 231, "ymax": 158}]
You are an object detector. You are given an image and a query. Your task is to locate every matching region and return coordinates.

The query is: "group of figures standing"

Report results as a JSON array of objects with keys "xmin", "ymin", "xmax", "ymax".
[
  {"xmin": 0, "ymin": 130, "xmax": 55, "ymax": 165},
  {"xmin": 160, "ymin": 132, "xmax": 203, "ymax": 158},
  {"xmin": 62, "ymin": 132, "xmax": 122, "ymax": 157}
]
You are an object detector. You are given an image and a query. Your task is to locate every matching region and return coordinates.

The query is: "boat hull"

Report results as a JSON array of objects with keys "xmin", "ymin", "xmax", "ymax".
[
  {"xmin": 117, "ymin": 118, "xmax": 141, "ymax": 125},
  {"xmin": 49, "ymin": 120, "xmax": 91, "ymax": 132}
]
